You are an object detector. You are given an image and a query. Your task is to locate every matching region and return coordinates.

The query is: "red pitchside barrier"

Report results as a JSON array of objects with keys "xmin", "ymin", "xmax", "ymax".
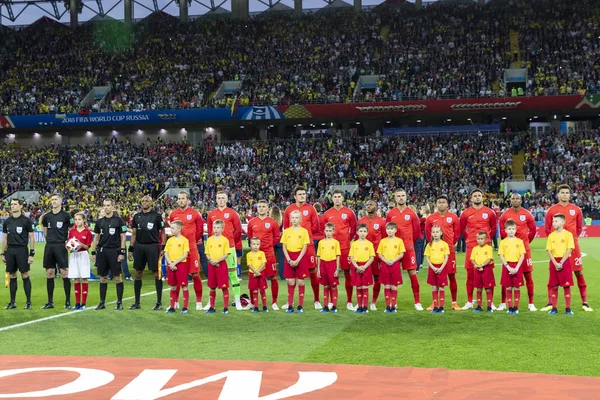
[{"xmin": 534, "ymin": 225, "xmax": 600, "ymax": 239}]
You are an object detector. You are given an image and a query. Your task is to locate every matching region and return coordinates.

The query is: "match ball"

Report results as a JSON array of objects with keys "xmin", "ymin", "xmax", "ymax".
[{"xmin": 66, "ymin": 238, "xmax": 81, "ymax": 252}]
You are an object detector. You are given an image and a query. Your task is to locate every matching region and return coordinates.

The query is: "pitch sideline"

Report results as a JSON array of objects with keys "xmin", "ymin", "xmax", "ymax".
[{"xmin": 0, "ymin": 280, "xmax": 206, "ymax": 333}]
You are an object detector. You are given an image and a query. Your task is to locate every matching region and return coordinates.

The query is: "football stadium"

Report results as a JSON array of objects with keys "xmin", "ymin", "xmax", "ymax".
[{"xmin": 0, "ymin": 0, "xmax": 599, "ymax": 398}]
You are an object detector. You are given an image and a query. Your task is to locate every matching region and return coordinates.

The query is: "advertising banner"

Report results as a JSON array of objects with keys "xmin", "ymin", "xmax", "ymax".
[{"xmin": 0, "ymin": 95, "xmax": 589, "ymax": 128}]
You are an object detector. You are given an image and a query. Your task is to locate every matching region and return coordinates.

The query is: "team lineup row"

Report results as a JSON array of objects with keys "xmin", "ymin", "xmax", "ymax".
[{"xmin": 1, "ymin": 184, "xmax": 592, "ymax": 315}]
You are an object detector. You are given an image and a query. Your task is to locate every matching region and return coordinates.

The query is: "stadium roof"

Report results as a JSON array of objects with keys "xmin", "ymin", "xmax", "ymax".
[{"xmin": 0, "ymin": 0, "xmax": 446, "ymax": 26}]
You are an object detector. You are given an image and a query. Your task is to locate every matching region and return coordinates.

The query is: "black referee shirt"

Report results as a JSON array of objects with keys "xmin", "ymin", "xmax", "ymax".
[
  {"xmin": 94, "ymin": 216, "xmax": 127, "ymax": 248},
  {"xmin": 41, "ymin": 210, "xmax": 73, "ymax": 244},
  {"xmin": 3, "ymin": 214, "xmax": 34, "ymax": 247},
  {"xmin": 132, "ymin": 211, "xmax": 163, "ymax": 244}
]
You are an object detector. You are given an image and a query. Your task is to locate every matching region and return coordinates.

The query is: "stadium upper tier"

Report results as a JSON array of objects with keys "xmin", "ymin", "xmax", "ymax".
[{"xmin": 0, "ymin": 0, "xmax": 598, "ymax": 116}]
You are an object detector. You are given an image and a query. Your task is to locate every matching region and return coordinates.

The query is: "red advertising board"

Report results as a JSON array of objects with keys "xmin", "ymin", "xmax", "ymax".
[
  {"xmin": 278, "ymin": 95, "xmax": 585, "ymax": 118},
  {"xmin": 535, "ymin": 225, "xmax": 600, "ymax": 238}
]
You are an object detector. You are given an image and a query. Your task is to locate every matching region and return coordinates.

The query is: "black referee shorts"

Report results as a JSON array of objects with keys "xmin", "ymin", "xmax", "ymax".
[
  {"xmin": 43, "ymin": 243, "xmax": 69, "ymax": 269},
  {"xmin": 5, "ymin": 247, "xmax": 29, "ymax": 274},
  {"xmin": 133, "ymin": 243, "xmax": 160, "ymax": 272},
  {"xmin": 96, "ymin": 247, "xmax": 122, "ymax": 277}
]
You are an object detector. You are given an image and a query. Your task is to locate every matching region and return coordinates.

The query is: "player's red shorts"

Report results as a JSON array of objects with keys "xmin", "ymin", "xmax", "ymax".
[
  {"xmin": 351, "ymin": 261, "xmax": 373, "ymax": 287},
  {"xmin": 339, "ymin": 248, "xmax": 351, "ymax": 271},
  {"xmin": 167, "ymin": 261, "xmax": 189, "ymax": 288},
  {"xmin": 446, "ymin": 252, "xmax": 457, "ymax": 274},
  {"xmin": 570, "ymin": 244, "xmax": 583, "ymax": 272},
  {"xmin": 500, "ymin": 261, "xmax": 524, "ymax": 287},
  {"xmin": 379, "ymin": 260, "xmax": 402, "ymax": 286},
  {"xmin": 401, "ymin": 247, "xmax": 417, "ymax": 271},
  {"xmin": 371, "ymin": 257, "xmax": 380, "ymax": 276},
  {"xmin": 548, "ymin": 258, "xmax": 574, "ymax": 288},
  {"xmin": 427, "ymin": 263, "xmax": 448, "ymax": 287},
  {"xmin": 474, "ymin": 265, "xmax": 496, "ymax": 289},
  {"xmin": 248, "ymin": 272, "xmax": 268, "ymax": 291},
  {"xmin": 305, "ymin": 245, "xmax": 316, "ymax": 270},
  {"xmin": 263, "ymin": 252, "xmax": 277, "ymax": 278},
  {"xmin": 208, "ymin": 260, "xmax": 229, "ymax": 289},
  {"xmin": 465, "ymin": 246, "xmax": 475, "ymax": 270},
  {"xmin": 521, "ymin": 247, "xmax": 533, "ymax": 273},
  {"xmin": 187, "ymin": 250, "xmax": 200, "ymax": 275},
  {"xmin": 318, "ymin": 260, "xmax": 339, "ymax": 287},
  {"xmin": 284, "ymin": 251, "xmax": 309, "ymax": 279}
]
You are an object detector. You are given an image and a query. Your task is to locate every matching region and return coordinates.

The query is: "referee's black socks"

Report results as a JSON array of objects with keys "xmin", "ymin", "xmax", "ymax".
[
  {"xmin": 9, "ymin": 278, "xmax": 17, "ymax": 303},
  {"xmin": 116, "ymin": 282, "xmax": 124, "ymax": 303},
  {"xmin": 23, "ymin": 277, "xmax": 31, "ymax": 303},
  {"xmin": 155, "ymin": 279, "xmax": 163, "ymax": 304},
  {"xmin": 63, "ymin": 278, "xmax": 71, "ymax": 303},
  {"xmin": 134, "ymin": 279, "xmax": 142, "ymax": 303},
  {"xmin": 100, "ymin": 282, "xmax": 108, "ymax": 303},
  {"xmin": 47, "ymin": 278, "xmax": 54, "ymax": 302}
]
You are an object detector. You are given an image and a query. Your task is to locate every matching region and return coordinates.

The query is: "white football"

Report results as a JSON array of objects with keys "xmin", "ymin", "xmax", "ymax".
[{"xmin": 66, "ymin": 238, "xmax": 81, "ymax": 252}]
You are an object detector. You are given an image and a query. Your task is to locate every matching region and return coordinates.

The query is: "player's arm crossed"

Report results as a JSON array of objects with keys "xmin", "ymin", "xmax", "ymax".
[
  {"xmin": 547, "ymin": 247, "xmax": 572, "ymax": 272},
  {"xmin": 207, "ymin": 246, "xmax": 228, "ymax": 267},
  {"xmin": 165, "ymin": 248, "xmax": 189, "ymax": 271},
  {"xmin": 513, "ymin": 243, "xmax": 525, "ymax": 275}
]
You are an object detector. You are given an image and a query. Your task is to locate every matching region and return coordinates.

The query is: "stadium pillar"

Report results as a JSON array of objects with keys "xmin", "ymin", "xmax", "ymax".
[
  {"xmin": 354, "ymin": 0, "xmax": 361, "ymax": 12},
  {"xmin": 188, "ymin": 130, "xmax": 201, "ymax": 145},
  {"xmin": 179, "ymin": 0, "xmax": 189, "ymax": 22},
  {"xmin": 69, "ymin": 0, "xmax": 78, "ymax": 28},
  {"xmin": 124, "ymin": 0, "xmax": 133, "ymax": 25},
  {"xmin": 294, "ymin": 0, "xmax": 302, "ymax": 16},
  {"xmin": 231, "ymin": 0, "xmax": 249, "ymax": 20},
  {"xmin": 415, "ymin": 0, "xmax": 422, "ymax": 9}
]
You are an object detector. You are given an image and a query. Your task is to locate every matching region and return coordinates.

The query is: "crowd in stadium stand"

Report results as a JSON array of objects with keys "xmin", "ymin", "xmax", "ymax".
[
  {"xmin": 1, "ymin": 0, "xmax": 598, "ymax": 115},
  {"xmin": 2, "ymin": 129, "xmax": 600, "ymax": 225},
  {"xmin": 0, "ymin": 132, "xmax": 512, "ymax": 221},
  {"xmin": 522, "ymin": 130, "xmax": 600, "ymax": 218}
]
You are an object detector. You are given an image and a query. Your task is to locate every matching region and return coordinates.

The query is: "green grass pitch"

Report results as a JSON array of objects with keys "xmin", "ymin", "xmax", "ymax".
[{"xmin": 0, "ymin": 239, "xmax": 598, "ymax": 377}]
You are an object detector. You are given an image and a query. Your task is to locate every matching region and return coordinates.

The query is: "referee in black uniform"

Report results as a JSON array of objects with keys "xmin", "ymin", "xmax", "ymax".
[
  {"xmin": 90, "ymin": 198, "xmax": 127, "ymax": 310},
  {"xmin": 41, "ymin": 193, "xmax": 74, "ymax": 309},
  {"xmin": 2, "ymin": 199, "xmax": 35, "ymax": 310},
  {"xmin": 128, "ymin": 195, "xmax": 165, "ymax": 310}
]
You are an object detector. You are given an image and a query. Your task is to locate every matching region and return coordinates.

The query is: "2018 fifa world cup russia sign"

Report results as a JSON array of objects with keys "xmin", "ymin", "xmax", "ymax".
[{"xmin": 0, "ymin": 95, "xmax": 592, "ymax": 129}]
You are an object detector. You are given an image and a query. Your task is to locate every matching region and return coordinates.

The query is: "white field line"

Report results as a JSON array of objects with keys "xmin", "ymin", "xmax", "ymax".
[{"xmin": 0, "ymin": 280, "xmax": 206, "ymax": 333}]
